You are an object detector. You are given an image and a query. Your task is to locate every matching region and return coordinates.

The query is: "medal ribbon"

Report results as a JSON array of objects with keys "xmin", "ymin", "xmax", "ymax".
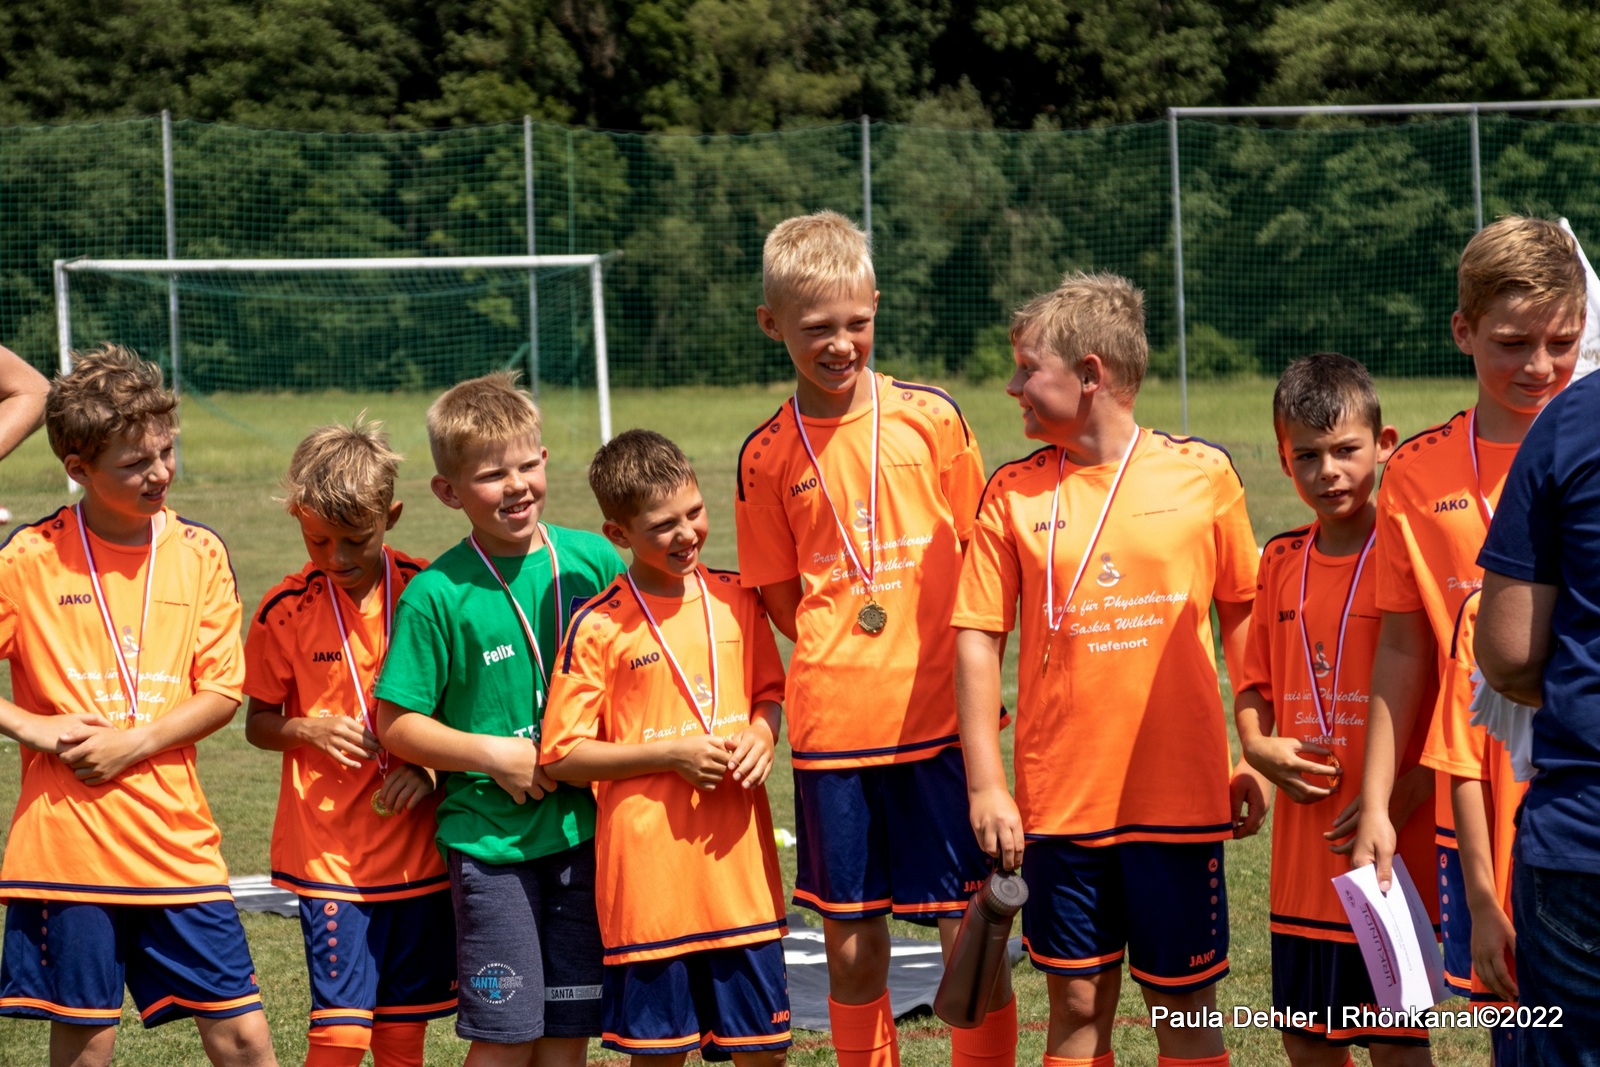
[
  {"xmin": 1044, "ymin": 428, "xmax": 1141, "ymax": 636},
  {"xmin": 625, "ymin": 568, "xmax": 719, "ymax": 736},
  {"xmin": 791, "ymin": 381, "xmax": 880, "ymax": 597},
  {"xmin": 470, "ymin": 523, "xmax": 563, "ymax": 694},
  {"xmin": 327, "ymin": 546, "xmax": 394, "ymax": 776},
  {"xmin": 1467, "ymin": 408, "xmax": 1495, "ymax": 523},
  {"xmin": 75, "ymin": 503, "xmax": 156, "ymax": 728},
  {"xmin": 1296, "ymin": 527, "xmax": 1376, "ymax": 740}
]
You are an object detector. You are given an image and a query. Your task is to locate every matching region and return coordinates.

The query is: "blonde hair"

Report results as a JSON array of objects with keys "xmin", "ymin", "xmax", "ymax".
[
  {"xmin": 1458, "ymin": 215, "xmax": 1585, "ymax": 326},
  {"xmin": 283, "ymin": 417, "xmax": 403, "ymax": 529},
  {"xmin": 46, "ymin": 344, "xmax": 178, "ymax": 463},
  {"xmin": 762, "ymin": 210, "xmax": 875, "ymax": 309},
  {"xmin": 1011, "ymin": 272, "xmax": 1148, "ymax": 401},
  {"xmin": 589, "ymin": 429, "xmax": 697, "ymax": 523},
  {"xmin": 427, "ymin": 371, "xmax": 542, "ymax": 478}
]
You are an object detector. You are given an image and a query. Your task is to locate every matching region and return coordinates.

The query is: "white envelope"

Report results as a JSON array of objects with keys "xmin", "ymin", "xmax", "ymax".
[{"xmin": 1332, "ymin": 857, "xmax": 1454, "ymax": 1013}]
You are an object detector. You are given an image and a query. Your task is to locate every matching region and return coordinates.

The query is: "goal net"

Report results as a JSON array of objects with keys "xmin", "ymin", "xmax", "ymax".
[{"xmin": 52, "ymin": 255, "xmax": 616, "ymax": 480}]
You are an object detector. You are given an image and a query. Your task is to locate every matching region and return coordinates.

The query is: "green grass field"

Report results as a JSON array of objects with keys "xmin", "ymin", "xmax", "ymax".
[{"xmin": 0, "ymin": 376, "xmax": 1489, "ymax": 1065}]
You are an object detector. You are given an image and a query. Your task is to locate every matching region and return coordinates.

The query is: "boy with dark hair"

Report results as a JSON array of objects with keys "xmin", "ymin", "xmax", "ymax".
[
  {"xmin": 246, "ymin": 419, "xmax": 455, "ymax": 1067},
  {"xmin": 1237, "ymin": 352, "xmax": 1432, "ymax": 1065},
  {"xmin": 375, "ymin": 372, "xmax": 625, "ymax": 1067},
  {"xmin": 543, "ymin": 428, "xmax": 790, "ymax": 1065},
  {"xmin": 0, "ymin": 344, "xmax": 276, "ymax": 1066}
]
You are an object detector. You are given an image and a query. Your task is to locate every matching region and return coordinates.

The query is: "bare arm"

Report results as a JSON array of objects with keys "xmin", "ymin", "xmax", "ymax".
[
  {"xmin": 56, "ymin": 690, "xmax": 239, "ymax": 786},
  {"xmin": 1477, "ymin": 570, "xmax": 1556, "ymax": 709},
  {"xmin": 1352, "ymin": 609, "xmax": 1436, "ymax": 888},
  {"xmin": 956, "ymin": 627, "xmax": 1023, "ymax": 869},
  {"xmin": 757, "ymin": 579, "xmax": 802, "ymax": 642},
  {"xmin": 1216, "ymin": 597, "xmax": 1271, "ymax": 837},
  {"xmin": 1235, "ymin": 686, "xmax": 1335, "ymax": 805},
  {"xmin": 544, "ymin": 734, "xmax": 733, "ymax": 790},
  {"xmin": 245, "ymin": 697, "xmax": 379, "ymax": 770},
  {"xmin": 0, "ymin": 697, "xmax": 112, "ymax": 752},
  {"xmin": 1452, "ymin": 775, "xmax": 1518, "ymax": 1001},
  {"xmin": 377, "ymin": 697, "xmax": 550, "ymax": 804},
  {"xmin": 0, "ymin": 344, "xmax": 48, "ymax": 461}
]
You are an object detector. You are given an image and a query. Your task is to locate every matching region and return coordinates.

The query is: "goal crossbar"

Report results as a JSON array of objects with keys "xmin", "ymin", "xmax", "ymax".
[{"xmin": 52, "ymin": 253, "xmax": 615, "ymax": 445}]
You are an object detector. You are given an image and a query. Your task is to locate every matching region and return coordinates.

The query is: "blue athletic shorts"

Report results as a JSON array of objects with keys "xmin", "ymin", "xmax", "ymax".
[
  {"xmin": 0, "ymin": 898, "xmax": 262, "ymax": 1027},
  {"xmin": 299, "ymin": 891, "xmax": 457, "ymax": 1028},
  {"xmin": 792, "ymin": 746, "xmax": 991, "ymax": 923},
  {"xmin": 1021, "ymin": 838, "xmax": 1229, "ymax": 993},
  {"xmin": 1436, "ymin": 832, "xmax": 1472, "ymax": 997},
  {"xmin": 1270, "ymin": 932, "xmax": 1429, "ymax": 1047},
  {"xmin": 450, "ymin": 842, "xmax": 604, "ymax": 1044},
  {"xmin": 600, "ymin": 940, "xmax": 790, "ymax": 1062}
]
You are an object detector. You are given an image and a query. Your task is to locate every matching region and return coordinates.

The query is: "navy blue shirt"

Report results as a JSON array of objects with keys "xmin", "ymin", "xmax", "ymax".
[{"xmin": 1480, "ymin": 369, "xmax": 1600, "ymax": 874}]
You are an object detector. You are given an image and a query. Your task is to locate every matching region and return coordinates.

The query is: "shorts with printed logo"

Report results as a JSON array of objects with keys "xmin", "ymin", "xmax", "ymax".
[
  {"xmin": 0, "ymin": 898, "xmax": 263, "ymax": 1027},
  {"xmin": 449, "ymin": 842, "xmax": 603, "ymax": 1043},
  {"xmin": 299, "ymin": 891, "xmax": 458, "ymax": 1028},
  {"xmin": 1271, "ymin": 933, "xmax": 1429, "ymax": 1047},
  {"xmin": 1436, "ymin": 832, "xmax": 1472, "ymax": 997},
  {"xmin": 1022, "ymin": 838, "xmax": 1229, "ymax": 993},
  {"xmin": 600, "ymin": 940, "xmax": 791, "ymax": 1061},
  {"xmin": 792, "ymin": 746, "xmax": 992, "ymax": 924}
]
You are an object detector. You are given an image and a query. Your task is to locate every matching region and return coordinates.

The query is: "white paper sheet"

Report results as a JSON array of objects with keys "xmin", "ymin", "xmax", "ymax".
[{"xmin": 1332, "ymin": 857, "xmax": 1453, "ymax": 1013}]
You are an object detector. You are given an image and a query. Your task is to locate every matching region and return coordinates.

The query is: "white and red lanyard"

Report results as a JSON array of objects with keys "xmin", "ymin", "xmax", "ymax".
[
  {"xmin": 1041, "ymin": 429, "xmax": 1140, "ymax": 673},
  {"xmin": 625, "ymin": 569, "xmax": 719, "ymax": 735},
  {"xmin": 76, "ymin": 503, "xmax": 156, "ymax": 728},
  {"xmin": 1296, "ymin": 527, "xmax": 1376, "ymax": 739},
  {"xmin": 1467, "ymin": 408, "xmax": 1495, "ymax": 524},
  {"xmin": 792, "ymin": 383, "xmax": 880, "ymax": 594},
  {"xmin": 327, "ymin": 547, "xmax": 394, "ymax": 774},
  {"xmin": 470, "ymin": 524, "xmax": 563, "ymax": 699}
]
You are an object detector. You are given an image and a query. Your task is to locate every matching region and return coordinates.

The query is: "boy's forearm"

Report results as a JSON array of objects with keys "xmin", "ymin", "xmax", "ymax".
[
  {"xmin": 0, "ymin": 343, "xmax": 49, "ymax": 459},
  {"xmin": 376, "ymin": 698, "xmax": 501, "ymax": 774},
  {"xmin": 136, "ymin": 690, "xmax": 240, "ymax": 757},
  {"xmin": 955, "ymin": 628, "xmax": 1008, "ymax": 793},
  {"xmin": 1233, "ymin": 688, "xmax": 1275, "ymax": 751},
  {"xmin": 751, "ymin": 700, "xmax": 782, "ymax": 742},
  {"xmin": 1450, "ymin": 776, "xmax": 1500, "ymax": 912},
  {"xmin": 0, "ymin": 697, "xmax": 70, "ymax": 751},
  {"xmin": 243, "ymin": 701, "xmax": 297, "ymax": 752},
  {"xmin": 544, "ymin": 738, "xmax": 686, "ymax": 783},
  {"xmin": 756, "ymin": 579, "xmax": 802, "ymax": 642},
  {"xmin": 1362, "ymin": 610, "xmax": 1435, "ymax": 809}
]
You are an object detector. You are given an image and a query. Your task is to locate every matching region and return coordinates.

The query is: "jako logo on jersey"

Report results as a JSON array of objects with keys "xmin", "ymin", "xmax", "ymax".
[
  {"xmin": 789, "ymin": 477, "xmax": 818, "ymax": 498},
  {"xmin": 1031, "ymin": 520, "xmax": 1069, "ymax": 532},
  {"xmin": 1434, "ymin": 498, "xmax": 1471, "ymax": 513},
  {"xmin": 1277, "ymin": 609, "xmax": 1297, "ymax": 622},
  {"xmin": 628, "ymin": 652, "xmax": 661, "ymax": 670},
  {"xmin": 482, "ymin": 643, "xmax": 516, "ymax": 666},
  {"xmin": 311, "ymin": 650, "xmax": 343, "ymax": 663},
  {"xmin": 58, "ymin": 593, "xmax": 92, "ymax": 606}
]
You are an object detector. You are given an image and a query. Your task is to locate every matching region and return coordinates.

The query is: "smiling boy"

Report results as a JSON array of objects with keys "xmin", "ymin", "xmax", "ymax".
[{"xmin": 373, "ymin": 372, "xmax": 625, "ymax": 1067}]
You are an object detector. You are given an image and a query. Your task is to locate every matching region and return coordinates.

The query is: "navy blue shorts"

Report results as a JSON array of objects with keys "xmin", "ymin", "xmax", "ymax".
[
  {"xmin": 1436, "ymin": 832, "xmax": 1472, "ymax": 997},
  {"xmin": 600, "ymin": 940, "xmax": 790, "ymax": 1061},
  {"xmin": 0, "ymin": 898, "xmax": 262, "ymax": 1028},
  {"xmin": 1021, "ymin": 838, "xmax": 1229, "ymax": 993},
  {"xmin": 792, "ymin": 746, "xmax": 991, "ymax": 924},
  {"xmin": 299, "ymin": 891, "xmax": 457, "ymax": 1027},
  {"xmin": 1270, "ymin": 933, "xmax": 1429, "ymax": 1047}
]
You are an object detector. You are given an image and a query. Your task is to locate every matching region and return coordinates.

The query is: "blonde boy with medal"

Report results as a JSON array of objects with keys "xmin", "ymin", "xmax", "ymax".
[
  {"xmin": 952, "ymin": 273, "xmax": 1265, "ymax": 1067},
  {"xmin": 0, "ymin": 346, "xmax": 277, "ymax": 1066},
  {"xmin": 542, "ymin": 430, "xmax": 791, "ymax": 1065},
  {"xmin": 373, "ymin": 373, "xmax": 625, "ymax": 1067},
  {"xmin": 735, "ymin": 211, "xmax": 1004, "ymax": 1067},
  {"xmin": 244, "ymin": 421, "xmax": 457, "ymax": 1067},
  {"xmin": 1234, "ymin": 354, "xmax": 1435, "ymax": 1064}
]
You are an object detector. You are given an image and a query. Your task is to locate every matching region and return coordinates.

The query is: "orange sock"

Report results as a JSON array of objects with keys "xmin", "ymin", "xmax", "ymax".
[
  {"xmin": 830, "ymin": 992, "xmax": 901, "ymax": 1067},
  {"xmin": 369, "ymin": 1020, "xmax": 427, "ymax": 1067},
  {"xmin": 951, "ymin": 994, "xmax": 1018, "ymax": 1067},
  {"xmin": 1156, "ymin": 1055, "xmax": 1228, "ymax": 1067},
  {"xmin": 304, "ymin": 1023, "xmax": 370, "ymax": 1067},
  {"xmin": 1042, "ymin": 1053, "xmax": 1113, "ymax": 1067}
]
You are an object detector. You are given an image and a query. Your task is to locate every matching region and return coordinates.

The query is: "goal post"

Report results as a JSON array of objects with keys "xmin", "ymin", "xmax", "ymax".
[{"xmin": 52, "ymin": 253, "xmax": 616, "ymax": 450}]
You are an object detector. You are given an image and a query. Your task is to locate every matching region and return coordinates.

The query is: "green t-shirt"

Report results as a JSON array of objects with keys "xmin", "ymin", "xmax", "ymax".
[{"xmin": 376, "ymin": 524, "xmax": 626, "ymax": 864}]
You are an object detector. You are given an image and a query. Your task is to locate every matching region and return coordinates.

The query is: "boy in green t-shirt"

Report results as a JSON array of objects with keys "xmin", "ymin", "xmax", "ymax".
[{"xmin": 375, "ymin": 372, "xmax": 624, "ymax": 1067}]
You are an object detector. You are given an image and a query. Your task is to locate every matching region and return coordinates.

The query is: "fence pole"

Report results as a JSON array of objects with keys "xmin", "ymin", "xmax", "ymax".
[
  {"xmin": 1470, "ymin": 105, "xmax": 1484, "ymax": 232},
  {"xmin": 55, "ymin": 260, "xmax": 76, "ymax": 495},
  {"xmin": 590, "ymin": 259, "xmax": 612, "ymax": 444},
  {"xmin": 162, "ymin": 110, "xmax": 183, "ymax": 475},
  {"xmin": 1168, "ymin": 110, "xmax": 1188, "ymax": 434},
  {"xmin": 524, "ymin": 117, "xmax": 540, "ymax": 397},
  {"xmin": 861, "ymin": 115, "xmax": 873, "ymax": 240},
  {"xmin": 567, "ymin": 128, "xmax": 577, "ymax": 381}
]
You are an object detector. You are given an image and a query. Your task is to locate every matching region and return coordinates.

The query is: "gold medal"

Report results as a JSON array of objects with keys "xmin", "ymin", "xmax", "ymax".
[
  {"xmin": 371, "ymin": 789, "xmax": 393, "ymax": 817},
  {"xmin": 857, "ymin": 600, "xmax": 887, "ymax": 634}
]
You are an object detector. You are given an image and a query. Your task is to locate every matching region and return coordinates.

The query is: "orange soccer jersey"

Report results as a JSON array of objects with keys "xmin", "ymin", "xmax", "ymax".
[
  {"xmin": 1376, "ymin": 409, "xmax": 1517, "ymax": 838},
  {"xmin": 244, "ymin": 549, "xmax": 448, "ymax": 902},
  {"xmin": 1421, "ymin": 591, "xmax": 1525, "ymax": 1000},
  {"xmin": 951, "ymin": 432, "xmax": 1258, "ymax": 844},
  {"xmin": 542, "ymin": 567, "xmax": 788, "ymax": 964},
  {"xmin": 734, "ymin": 374, "xmax": 983, "ymax": 769},
  {"xmin": 0, "ymin": 507, "xmax": 244, "ymax": 905},
  {"xmin": 1240, "ymin": 526, "xmax": 1436, "ymax": 941}
]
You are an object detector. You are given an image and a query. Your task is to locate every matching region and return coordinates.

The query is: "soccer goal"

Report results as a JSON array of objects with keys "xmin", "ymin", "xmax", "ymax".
[{"xmin": 52, "ymin": 254, "xmax": 617, "ymax": 465}]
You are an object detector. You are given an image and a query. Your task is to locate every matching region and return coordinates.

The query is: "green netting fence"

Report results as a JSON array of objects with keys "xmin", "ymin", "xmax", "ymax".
[{"xmin": 6, "ymin": 113, "xmax": 1600, "ymax": 404}]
